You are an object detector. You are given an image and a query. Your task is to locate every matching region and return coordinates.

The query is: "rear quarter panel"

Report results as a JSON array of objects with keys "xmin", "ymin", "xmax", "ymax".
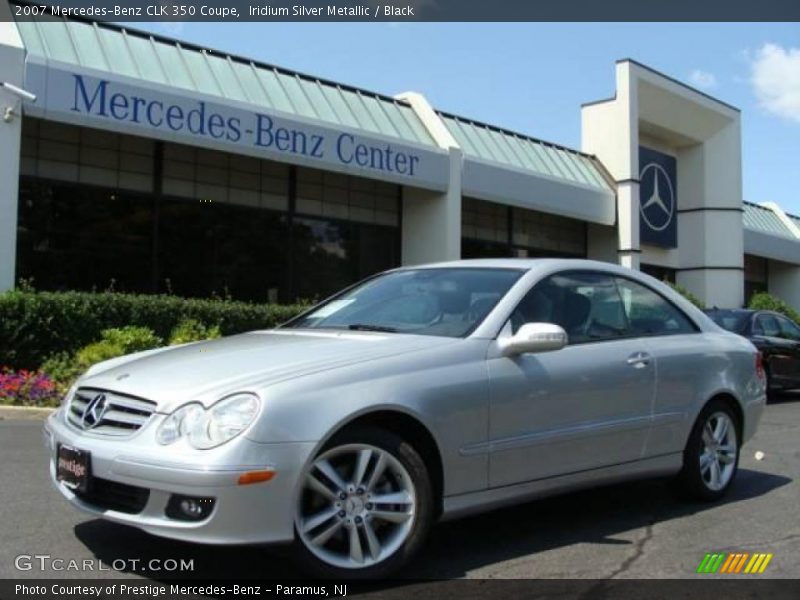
[{"xmin": 645, "ymin": 331, "xmax": 766, "ymax": 457}]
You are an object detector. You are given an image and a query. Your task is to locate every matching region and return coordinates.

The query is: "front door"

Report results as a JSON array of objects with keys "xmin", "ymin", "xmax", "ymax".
[{"xmin": 487, "ymin": 271, "xmax": 656, "ymax": 488}]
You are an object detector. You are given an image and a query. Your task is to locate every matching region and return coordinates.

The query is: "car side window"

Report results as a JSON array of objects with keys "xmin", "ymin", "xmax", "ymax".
[
  {"xmin": 614, "ymin": 277, "xmax": 696, "ymax": 336},
  {"xmin": 509, "ymin": 271, "xmax": 628, "ymax": 343},
  {"xmin": 776, "ymin": 316, "xmax": 800, "ymax": 341},
  {"xmin": 758, "ymin": 314, "xmax": 781, "ymax": 337}
]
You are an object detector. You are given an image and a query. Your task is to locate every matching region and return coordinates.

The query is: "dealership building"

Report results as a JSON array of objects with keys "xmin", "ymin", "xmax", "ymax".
[{"xmin": 1, "ymin": 9, "xmax": 799, "ymax": 309}]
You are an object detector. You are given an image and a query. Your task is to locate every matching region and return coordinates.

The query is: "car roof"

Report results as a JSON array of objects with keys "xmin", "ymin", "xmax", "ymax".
[{"xmin": 400, "ymin": 258, "xmax": 628, "ymax": 272}]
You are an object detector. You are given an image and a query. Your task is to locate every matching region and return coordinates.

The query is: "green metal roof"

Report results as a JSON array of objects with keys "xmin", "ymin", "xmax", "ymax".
[
  {"xmin": 14, "ymin": 17, "xmax": 435, "ymax": 147},
  {"xmin": 743, "ymin": 202, "xmax": 795, "ymax": 238},
  {"xmin": 439, "ymin": 112, "xmax": 613, "ymax": 191}
]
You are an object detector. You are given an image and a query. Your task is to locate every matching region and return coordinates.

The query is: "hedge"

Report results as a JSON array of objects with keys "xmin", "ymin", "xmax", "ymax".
[
  {"xmin": 749, "ymin": 292, "xmax": 800, "ymax": 324},
  {"xmin": 0, "ymin": 289, "xmax": 308, "ymax": 370}
]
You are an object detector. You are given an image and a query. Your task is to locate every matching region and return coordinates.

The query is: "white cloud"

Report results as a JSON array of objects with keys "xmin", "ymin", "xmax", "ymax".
[
  {"xmin": 751, "ymin": 43, "xmax": 800, "ymax": 123},
  {"xmin": 689, "ymin": 69, "xmax": 717, "ymax": 90}
]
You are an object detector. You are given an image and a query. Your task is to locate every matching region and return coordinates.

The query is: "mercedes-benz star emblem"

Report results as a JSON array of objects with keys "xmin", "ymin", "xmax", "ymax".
[
  {"xmin": 639, "ymin": 162, "xmax": 675, "ymax": 232},
  {"xmin": 81, "ymin": 393, "xmax": 108, "ymax": 429}
]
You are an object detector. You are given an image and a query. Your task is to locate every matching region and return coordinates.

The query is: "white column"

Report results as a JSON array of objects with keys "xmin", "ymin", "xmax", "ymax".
[
  {"xmin": 397, "ymin": 91, "xmax": 462, "ymax": 265},
  {"xmin": 402, "ymin": 147, "xmax": 462, "ymax": 265},
  {"xmin": 0, "ymin": 17, "xmax": 25, "ymax": 292},
  {"xmin": 676, "ymin": 119, "xmax": 744, "ymax": 308}
]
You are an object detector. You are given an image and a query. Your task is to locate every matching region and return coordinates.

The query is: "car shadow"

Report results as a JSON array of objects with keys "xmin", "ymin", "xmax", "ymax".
[{"xmin": 73, "ymin": 467, "xmax": 791, "ymax": 584}]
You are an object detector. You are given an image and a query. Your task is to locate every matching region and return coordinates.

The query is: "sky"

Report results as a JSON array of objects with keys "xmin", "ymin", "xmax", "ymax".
[{"xmin": 127, "ymin": 22, "xmax": 800, "ymax": 213}]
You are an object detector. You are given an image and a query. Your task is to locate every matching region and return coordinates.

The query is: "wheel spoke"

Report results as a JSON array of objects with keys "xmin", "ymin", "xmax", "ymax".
[
  {"xmin": 702, "ymin": 424, "xmax": 715, "ymax": 447},
  {"xmin": 302, "ymin": 506, "xmax": 338, "ymax": 534},
  {"xmin": 362, "ymin": 519, "xmax": 382, "ymax": 560},
  {"xmin": 700, "ymin": 451, "xmax": 714, "ymax": 472},
  {"xmin": 352, "ymin": 449, "xmax": 372, "ymax": 488},
  {"xmin": 306, "ymin": 473, "xmax": 337, "ymax": 501},
  {"xmin": 311, "ymin": 518, "xmax": 343, "ymax": 546},
  {"xmin": 365, "ymin": 452, "xmax": 388, "ymax": 492},
  {"xmin": 718, "ymin": 447, "xmax": 736, "ymax": 464},
  {"xmin": 348, "ymin": 524, "xmax": 364, "ymax": 563},
  {"xmin": 315, "ymin": 459, "xmax": 348, "ymax": 493},
  {"xmin": 713, "ymin": 417, "xmax": 729, "ymax": 443},
  {"xmin": 709, "ymin": 459, "xmax": 722, "ymax": 488},
  {"xmin": 370, "ymin": 490, "xmax": 413, "ymax": 506},
  {"xmin": 371, "ymin": 508, "xmax": 412, "ymax": 524}
]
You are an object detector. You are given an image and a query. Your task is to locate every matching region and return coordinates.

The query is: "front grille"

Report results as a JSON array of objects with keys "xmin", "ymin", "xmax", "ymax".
[
  {"xmin": 74, "ymin": 477, "xmax": 150, "ymax": 514},
  {"xmin": 67, "ymin": 388, "xmax": 156, "ymax": 437}
]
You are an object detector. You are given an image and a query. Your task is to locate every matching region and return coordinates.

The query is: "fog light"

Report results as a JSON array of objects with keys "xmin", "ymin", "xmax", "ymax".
[{"xmin": 165, "ymin": 495, "xmax": 215, "ymax": 521}]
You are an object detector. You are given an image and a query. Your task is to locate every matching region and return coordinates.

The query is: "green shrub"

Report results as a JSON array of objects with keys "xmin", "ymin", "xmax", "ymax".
[
  {"xmin": 169, "ymin": 318, "xmax": 222, "ymax": 345},
  {"xmin": 75, "ymin": 326, "xmax": 162, "ymax": 367},
  {"xmin": 40, "ymin": 327, "xmax": 162, "ymax": 394},
  {"xmin": 749, "ymin": 292, "xmax": 800, "ymax": 323},
  {"xmin": 667, "ymin": 282, "xmax": 706, "ymax": 309},
  {"xmin": 0, "ymin": 289, "xmax": 308, "ymax": 370},
  {"xmin": 40, "ymin": 352, "xmax": 83, "ymax": 394}
]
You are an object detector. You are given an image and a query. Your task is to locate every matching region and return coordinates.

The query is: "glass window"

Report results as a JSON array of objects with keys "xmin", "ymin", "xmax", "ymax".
[
  {"xmin": 510, "ymin": 271, "xmax": 628, "ymax": 343},
  {"xmin": 615, "ymin": 277, "xmax": 696, "ymax": 337},
  {"xmin": 707, "ymin": 310, "xmax": 750, "ymax": 334},
  {"xmin": 757, "ymin": 314, "xmax": 781, "ymax": 337},
  {"xmin": 285, "ymin": 268, "xmax": 524, "ymax": 338},
  {"xmin": 17, "ymin": 179, "xmax": 154, "ymax": 293},
  {"xmin": 777, "ymin": 316, "xmax": 800, "ymax": 341},
  {"xmin": 158, "ymin": 196, "xmax": 288, "ymax": 302}
]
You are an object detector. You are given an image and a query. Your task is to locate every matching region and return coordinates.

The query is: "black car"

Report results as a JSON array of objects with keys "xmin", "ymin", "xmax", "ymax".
[{"xmin": 706, "ymin": 308, "xmax": 800, "ymax": 394}]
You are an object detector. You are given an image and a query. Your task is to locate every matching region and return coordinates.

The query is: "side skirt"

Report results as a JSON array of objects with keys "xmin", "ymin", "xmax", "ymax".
[{"xmin": 440, "ymin": 453, "xmax": 682, "ymax": 522}]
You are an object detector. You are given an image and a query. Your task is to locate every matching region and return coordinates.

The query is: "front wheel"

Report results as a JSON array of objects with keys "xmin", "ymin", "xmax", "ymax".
[
  {"xmin": 678, "ymin": 400, "xmax": 740, "ymax": 501},
  {"xmin": 293, "ymin": 428, "xmax": 434, "ymax": 578}
]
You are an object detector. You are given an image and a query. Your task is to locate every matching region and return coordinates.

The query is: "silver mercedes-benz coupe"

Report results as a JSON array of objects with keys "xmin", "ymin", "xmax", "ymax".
[{"xmin": 45, "ymin": 259, "xmax": 766, "ymax": 577}]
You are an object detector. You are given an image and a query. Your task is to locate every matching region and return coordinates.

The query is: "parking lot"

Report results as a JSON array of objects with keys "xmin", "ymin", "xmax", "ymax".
[{"xmin": 1, "ymin": 396, "xmax": 798, "ymax": 581}]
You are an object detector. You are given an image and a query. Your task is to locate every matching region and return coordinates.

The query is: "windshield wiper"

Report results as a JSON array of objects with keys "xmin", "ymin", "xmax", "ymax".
[{"xmin": 347, "ymin": 324, "xmax": 398, "ymax": 333}]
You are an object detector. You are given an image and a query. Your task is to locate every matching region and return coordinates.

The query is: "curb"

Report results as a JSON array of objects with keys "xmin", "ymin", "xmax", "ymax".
[{"xmin": 0, "ymin": 405, "xmax": 56, "ymax": 420}]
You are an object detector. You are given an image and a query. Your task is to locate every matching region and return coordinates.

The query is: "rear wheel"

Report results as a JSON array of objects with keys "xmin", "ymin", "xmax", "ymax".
[
  {"xmin": 293, "ymin": 428, "xmax": 434, "ymax": 578},
  {"xmin": 679, "ymin": 400, "xmax": 740, "ymax": 500}
]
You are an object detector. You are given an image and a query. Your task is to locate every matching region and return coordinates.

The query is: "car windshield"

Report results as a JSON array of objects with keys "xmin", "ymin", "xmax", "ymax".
[
  {"xmin": 707, "ymin": 310, "xmax": 750, "ymax": 333},
  {"xmin": 283, "ymin": 268, "xmax": 525, "ymax": 338}
]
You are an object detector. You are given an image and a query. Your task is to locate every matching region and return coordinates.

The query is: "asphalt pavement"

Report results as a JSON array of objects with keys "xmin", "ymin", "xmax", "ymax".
[{"xmin": 1, "ymin": 396, "xmax": 798, "ymax": 581}]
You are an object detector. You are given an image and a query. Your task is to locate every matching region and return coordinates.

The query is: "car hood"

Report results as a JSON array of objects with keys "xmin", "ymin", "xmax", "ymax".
[{"xmin": 77, "ymin": 330, "xmax": 455, "ymax": 412}]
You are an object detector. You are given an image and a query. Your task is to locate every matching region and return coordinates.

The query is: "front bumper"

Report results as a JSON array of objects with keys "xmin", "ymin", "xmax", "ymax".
[{"xmin": 44, "ymin": 410, "xmax": 315, "ymax": 545}]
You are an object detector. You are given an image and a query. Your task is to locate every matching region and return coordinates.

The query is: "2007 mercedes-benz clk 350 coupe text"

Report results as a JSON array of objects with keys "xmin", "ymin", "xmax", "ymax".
[{"xmin": 45, "ymin": 259, "xmax": 767, "ymax": 577}]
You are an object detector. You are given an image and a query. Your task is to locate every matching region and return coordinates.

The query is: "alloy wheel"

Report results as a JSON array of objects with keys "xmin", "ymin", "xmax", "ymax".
[
  {"xmin": 296, "ymin": 443, "xmax": 417, "ymax": 569},
  {"xmin": 699, "ymin": 411, "xmax": 738, "ymax": 492}
]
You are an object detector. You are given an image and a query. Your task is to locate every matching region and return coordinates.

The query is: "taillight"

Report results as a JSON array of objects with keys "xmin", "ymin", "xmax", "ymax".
[{"xmin": 755, "ymin": 352, "xmax": 766, "ymax": 379}]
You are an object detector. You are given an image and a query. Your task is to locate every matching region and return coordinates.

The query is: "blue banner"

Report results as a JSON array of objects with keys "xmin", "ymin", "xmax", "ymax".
[{"xmin": 639, "ymin": 146, "xmax": 678, "ymax": 248}]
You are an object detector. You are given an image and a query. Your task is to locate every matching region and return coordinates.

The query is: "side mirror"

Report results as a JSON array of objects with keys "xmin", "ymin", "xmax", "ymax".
[{"xmin": 500, "ymin": 322, "xmax": 568, "ymax": 356}]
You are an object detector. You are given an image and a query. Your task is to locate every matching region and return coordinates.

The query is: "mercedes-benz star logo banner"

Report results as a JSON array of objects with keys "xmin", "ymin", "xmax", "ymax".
[{"xmin": 639, "ymin": 146, "xmax": 678, "ymax": 248}]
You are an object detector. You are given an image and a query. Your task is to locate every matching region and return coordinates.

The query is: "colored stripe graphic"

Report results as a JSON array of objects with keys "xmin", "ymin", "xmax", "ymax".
[
  {"xmin": 734, "ymin": 553, "xmax": 749, "ymax": 573},
  {"xmin": 720, "ymin": 553, "xmax": 736, "ymax": 573},
  {"xmin": 758, "ymin": 554, "xmax": 773, "ymax": 573},
  {"xmin": 696, "ymin": 553, "xmax": 712, "ymax": 573},
  {"xmin": 697, "ymin": 552, "xmax": 773, "ymax": 574}
]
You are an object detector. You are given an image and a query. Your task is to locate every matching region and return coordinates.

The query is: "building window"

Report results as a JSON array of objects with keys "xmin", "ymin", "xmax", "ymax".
[
  {"xmin": 16, "ymin": 119, "xmax": 401, "ymax": 302},
  {"xmin": 461, "ymin": 197, "xmax": 586, "ymax": 259},
  {"xmin": 640, "ymin": 264, "xmax": 676, "ymax": 284},
  {"xmin": 744, "ymin": 254, "xmax": 768, "ymax": 303}
]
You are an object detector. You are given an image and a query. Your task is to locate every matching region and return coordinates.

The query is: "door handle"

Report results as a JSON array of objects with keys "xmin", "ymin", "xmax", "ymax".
[{"xmin": 626, "ymin": 352, "xmax": 651, "ymax": 368}]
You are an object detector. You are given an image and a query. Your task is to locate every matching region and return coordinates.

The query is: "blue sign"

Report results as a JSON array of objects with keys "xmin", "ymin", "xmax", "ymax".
[
  {"xmin": 24, "ymin": 64, "xmax": 450, "ymax": 191},
  {"xmin": 639, "ymin": 146, "xmax": 677, "ymax": 248}
]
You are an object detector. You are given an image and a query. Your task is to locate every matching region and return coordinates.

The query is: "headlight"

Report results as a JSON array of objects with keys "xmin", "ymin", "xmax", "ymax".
[{"xmin": 156, "ymin": 394, "xmax": 260, "ymax": 449}]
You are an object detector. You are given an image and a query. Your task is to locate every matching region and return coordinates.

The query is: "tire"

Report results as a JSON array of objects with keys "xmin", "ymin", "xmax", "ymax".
[
  {"xmin": 293, "ymin": 427, "xmax": 434, "ymax": 579},
  {"xmin": 678, "ymin": 399, "xmax": 741, "ymax": 501}
]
